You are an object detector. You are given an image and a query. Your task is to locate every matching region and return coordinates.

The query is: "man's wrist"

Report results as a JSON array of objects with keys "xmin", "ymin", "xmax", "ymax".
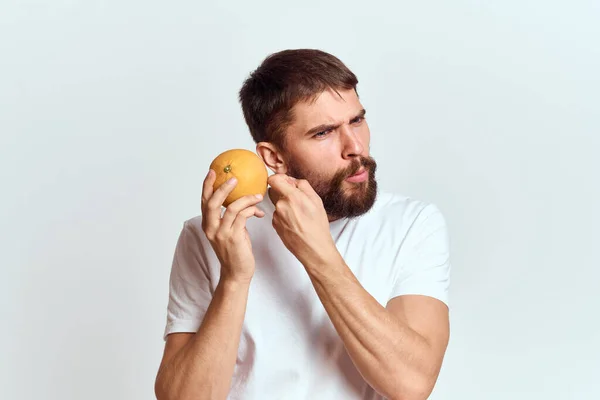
[
  {"xmin": 301, "ymin": 247, "xmax": 345, "ymax": 277},
  {"xmin": 218, "ymin": 272, "xmax": 253, "ymax": 292}
]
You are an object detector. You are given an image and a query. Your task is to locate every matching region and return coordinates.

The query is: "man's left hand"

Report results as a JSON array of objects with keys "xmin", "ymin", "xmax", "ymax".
[{"xmin": 268, "ymin": 174, "xmax": 339, "ymax": 266}]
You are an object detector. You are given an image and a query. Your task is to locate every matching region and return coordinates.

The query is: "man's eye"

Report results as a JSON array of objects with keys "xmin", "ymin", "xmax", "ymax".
[
  {"xmin": 314, "ymin": 129, "xmax": 332, "ymax": 138},
  {"xmin": 351, "ymin": 117, "xmax": 364, "ymax": 124}
]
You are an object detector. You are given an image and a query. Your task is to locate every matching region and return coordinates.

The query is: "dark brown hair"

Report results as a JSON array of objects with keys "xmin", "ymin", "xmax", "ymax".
[{"xmin": 238, "ymin": 49, "xmax": 358, "ymax": 148}]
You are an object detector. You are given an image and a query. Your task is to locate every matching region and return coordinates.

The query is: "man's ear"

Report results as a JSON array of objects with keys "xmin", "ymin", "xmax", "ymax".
[{"xmin": 256, "ymin": 142, "xmax": 287, "ymax": 174}]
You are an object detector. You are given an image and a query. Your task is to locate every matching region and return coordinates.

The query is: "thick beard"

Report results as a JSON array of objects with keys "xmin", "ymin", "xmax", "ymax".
[{"xmin": 286, "ymin": 156, "xmax": 378, "ymax": 220}]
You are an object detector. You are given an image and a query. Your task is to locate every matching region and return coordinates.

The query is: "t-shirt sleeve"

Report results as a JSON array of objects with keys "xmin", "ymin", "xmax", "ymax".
[
  {"xmin": 163, "ymin": 219, "xmax": 215, "ymax": 340},
  {"xmin": 389, "ymin": 203, "xmax": 451, "ymax": 307}
]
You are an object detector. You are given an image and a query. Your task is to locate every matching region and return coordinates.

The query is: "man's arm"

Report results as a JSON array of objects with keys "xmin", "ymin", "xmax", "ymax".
[
  {"xmin": 267, "ymin": 175, "xmax": 450, "ymax": 400},
  {"xmin": 155, "ymin": 278, "xmax": 250, "ymax": 400},
  {"xmin": 155, "ymin": 170, "xmax": 265, "ymax": 400},
  {"xmin": 305, "ymin": 257, "xmax": 449, "ymax": 400}
]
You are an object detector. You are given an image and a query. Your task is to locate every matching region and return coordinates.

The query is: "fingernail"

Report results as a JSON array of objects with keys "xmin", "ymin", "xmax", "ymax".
[
  {"xmin": 227, "ymin": 177, "xmax": 237, "ymax": 185},
  {"xmin": 255, "ymin": 194, "xmax": 263, "ymax": 199}
]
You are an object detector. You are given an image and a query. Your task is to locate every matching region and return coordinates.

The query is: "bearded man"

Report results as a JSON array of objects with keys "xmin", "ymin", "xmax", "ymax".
[{"xmin": 155, "ymin": 49, "xmax": 451, "ymax": 400}]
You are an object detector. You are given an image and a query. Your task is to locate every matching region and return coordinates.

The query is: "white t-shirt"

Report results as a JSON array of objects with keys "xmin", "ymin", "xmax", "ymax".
[{"xmin": 163, "ymin": 191, "xmax": 451, "ymax": 399}]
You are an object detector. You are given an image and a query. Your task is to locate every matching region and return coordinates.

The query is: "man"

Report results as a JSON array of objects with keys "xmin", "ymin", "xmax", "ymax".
[{"xmin": 155, "ymin": 49, "xmax": 451, "ymax": 400}]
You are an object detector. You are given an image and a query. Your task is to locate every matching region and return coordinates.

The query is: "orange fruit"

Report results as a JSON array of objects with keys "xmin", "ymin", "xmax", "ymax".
[{"xmin": 209, "ymin": 149, "xmax": 269, "ymax": 207}]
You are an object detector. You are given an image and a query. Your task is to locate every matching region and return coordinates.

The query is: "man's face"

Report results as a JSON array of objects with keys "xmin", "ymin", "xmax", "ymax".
[{"xmin": 282, "ymin": 88, "xmax": 378, "ymax": 220}]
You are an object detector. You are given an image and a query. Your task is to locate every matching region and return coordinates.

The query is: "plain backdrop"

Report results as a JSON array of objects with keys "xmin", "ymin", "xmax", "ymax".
[{"xmin": 1, "ymin": 1, "xmax": 598, "ymax": 399}]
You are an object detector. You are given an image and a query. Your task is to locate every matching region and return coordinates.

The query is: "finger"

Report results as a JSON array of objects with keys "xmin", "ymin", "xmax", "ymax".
[
  {"xmin": 201, "ymin": 170, "xmax": 217, "ymax": 233},
  {"xmin": 221, "ymin": 194, "xmax": 264, "ymax": 229},
  {"xmin": 231, "ymin": 206, "xmax": 265, "ymax": 232},
  {"xmin": 207, "ymin": 176, "xmax": 237, "ymax": 209},
  {"xmin": 201, "ymin": 169, "xmax": 216, "ymax": 210},
  {"xmin": 268, "ymin": 174, "xmax": 298, "ymax": 198},
  {"xmin": 205, "ymin": 177, "xmax": 238, "ymax": 229}
]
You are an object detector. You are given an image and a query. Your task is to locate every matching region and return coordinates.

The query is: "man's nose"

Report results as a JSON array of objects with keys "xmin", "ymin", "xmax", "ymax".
[{"xmin": 340, "ymin": 125, "xmax": 364, "ymax": 159}]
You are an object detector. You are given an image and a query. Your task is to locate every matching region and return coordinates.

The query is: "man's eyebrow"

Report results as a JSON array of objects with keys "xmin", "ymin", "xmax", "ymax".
[
  {"xmin": 305, "ymin": 122, "xmax": 339, "ymax": 137},
  {"xmin": 352, "ymin": 109, "xmax": 367, "ymax": 121},
  {"xmin": 304, "ymin": 109, "xmax": 367, "ymax": 136}
]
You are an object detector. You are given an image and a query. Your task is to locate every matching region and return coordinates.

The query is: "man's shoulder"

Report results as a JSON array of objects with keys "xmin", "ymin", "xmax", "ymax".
[
  {"xmin": 367, "ymin": 191, "xmax": 449, "ymax": 249},
  {"xmin": 182, "ymin": 214, "xmax": 204, "ymax": 232},
  {"xmin": 369, "ymin": 191, "xmax": 437, "ymax": 223}
]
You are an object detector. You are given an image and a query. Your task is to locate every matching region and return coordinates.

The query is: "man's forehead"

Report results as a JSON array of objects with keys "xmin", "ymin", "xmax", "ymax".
[{"xmin": 293, "ymin": 88, "xmax": 362, "ymax": 126}]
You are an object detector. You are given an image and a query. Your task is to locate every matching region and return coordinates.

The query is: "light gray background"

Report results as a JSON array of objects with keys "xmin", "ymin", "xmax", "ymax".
[{"xmin": 1, "ymin": 1, "xmax": 598, "ymax": 399}]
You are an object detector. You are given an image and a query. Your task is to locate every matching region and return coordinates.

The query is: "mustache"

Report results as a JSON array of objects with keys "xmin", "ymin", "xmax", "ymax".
[
  {"xmin": 342, "ymin": 156, "xmax": 377, "ymax": 179},
  {"xmin": 285, "ymin": 155, "xmax": 377, "ymax": 187},
  {"xmin": 321, "ymin": 156, "xmax": 377, "ymax": 189}
]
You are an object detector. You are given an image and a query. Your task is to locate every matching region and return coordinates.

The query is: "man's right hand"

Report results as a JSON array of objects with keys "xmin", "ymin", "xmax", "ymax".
[{"xmin": 201, "ymin": 169, "xmax": 265, "ymax": 284}]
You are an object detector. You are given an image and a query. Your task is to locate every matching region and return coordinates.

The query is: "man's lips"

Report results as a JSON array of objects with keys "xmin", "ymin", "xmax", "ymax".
[{"xmin": 346, "ymin": 168, "xmax": 368, "ymax": 183}]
